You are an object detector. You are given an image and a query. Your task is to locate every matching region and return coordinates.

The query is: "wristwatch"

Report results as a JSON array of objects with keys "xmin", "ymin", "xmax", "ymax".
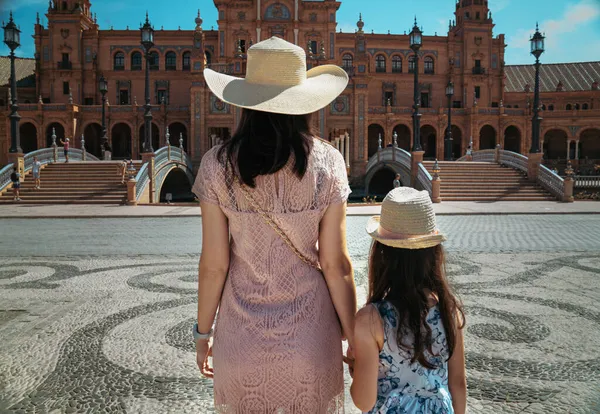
[{"xmin": 192, "ymin": 323, "xmax": 213, "ymax": 341}]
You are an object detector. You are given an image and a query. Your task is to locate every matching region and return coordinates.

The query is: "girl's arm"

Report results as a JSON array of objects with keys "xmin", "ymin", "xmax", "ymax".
[
  {"xmin": 318, "ymin": 202, "xmax": 357, "ymax": 346},
  {"xmin": 448, "ymin": 313, "xmax": 467, "ymax": 414},
  {"xmin": 197, "ymin": 201, "xmax": 230, "ymax": 335},
  {"xmin": 350, "ymin": 305, "xmax": 382, "ymax": 412}
]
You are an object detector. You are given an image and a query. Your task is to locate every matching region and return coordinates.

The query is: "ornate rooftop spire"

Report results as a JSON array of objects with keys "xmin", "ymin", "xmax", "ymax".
[{"xmin": 357, "ymin": 13, "xmax": 364, "ymax": 33}]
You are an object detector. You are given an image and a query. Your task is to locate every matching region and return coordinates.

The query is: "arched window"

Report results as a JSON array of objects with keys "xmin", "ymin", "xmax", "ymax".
[
  {"xmin": 113, "ymin": 52, "xmax": 125, "ymax": 70},
  {"xmin": 514, "ymin": 105, "xmax": 519, "ymax": 108},
  {"xmin": 131, "ymin": 52, "xmax": 142, "ymax": 71},
  {"xmin": 408, "ymin": 55, "xmax": 416, "ymax": 73},
  {"xmin": 375, "ymin": 55, "xmax": 386, "ymax": 73},
  {"xmin": 149, "ymin": 51, "xmax": 159, "ymax": 70},
  {"xmin": 566, "ymin": 103, "xmax": 572, "ymax": 110},
  {"xmin": 582, "ymin": 103, "xmax": 589, "ymax": 110},
  {"xmin": 392, "ymin": 56, "xmax": 402, "ymax": 73},
  {"xmin": 342, "ymin": 54, "xmax": 353, "ymax": 69},
  {"xmin": 165, "ymin": 52, "xmax": 177, "ymax": 71},
  {"xmin": 541, "ymin": 104, "xmax": 546, "ymax": 110},
  {"xmin": 182, "ymin": 52, "xmax": 191, "ymax": 71},
  {"xmin": 574, "ymin": 103, "xmax": 580, "ymax": 110},
  {"xmin": 424, "ymin": 56, "xmax": 434, "ymax": 74},
  {"xmin": 548, "ymin": 104, "xmax": 554, "ymax": 111}
]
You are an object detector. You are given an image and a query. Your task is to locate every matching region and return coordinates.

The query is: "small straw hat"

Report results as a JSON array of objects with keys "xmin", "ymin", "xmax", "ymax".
[
  {"xmin": 366, "ymin": 187, "xmax": 446, "ymax": 249},
  {"xmin": 203, "ymin": 37, "xmax": 349, "ymax": 115}
]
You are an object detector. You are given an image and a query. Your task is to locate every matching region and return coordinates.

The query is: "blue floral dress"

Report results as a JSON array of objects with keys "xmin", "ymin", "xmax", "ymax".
[{"xmin": 368, "ymin": 301, "xmax": 453, "ymax": 414}]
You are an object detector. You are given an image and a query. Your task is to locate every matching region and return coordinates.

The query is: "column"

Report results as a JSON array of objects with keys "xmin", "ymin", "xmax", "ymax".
[
  {"xmin": 567, "ymin": 140, "xmax": 571, "ymax": 160},
  {"xmin": 256, "ymin": 28, "xmax": 262, "ymax": 42},
  {"xmin": 344, "ymin": 133, "xmax": 351, "ymax": 168},
  {"xmin": 575, "ymin": 141, "xmax": 580, "ymax": 159}
]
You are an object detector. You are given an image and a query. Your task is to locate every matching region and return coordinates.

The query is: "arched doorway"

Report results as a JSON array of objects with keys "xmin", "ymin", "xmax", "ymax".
[
  {"xmin": 479, "ymin": 125, "xmax": 496, "ymax": 150},
  {"xmin": 579, "ymin": 128, "xmax": 600, "ymax": 160},
  {"xmin": 46, "ymin": 122, "xmax": 65, "ymax": 147},
  {"xmin": 392, "ymin": 124, "xmax": 411, "ymax": 151},
  {"xmin": 20, "ymin": 123, "xmax": 37, "ymax": 153},
  {"xmin": 159, "ymin": 168, "xmax": 193, "ymax": 202},
  {"xmin": 83, "ymin": 123, "xmax": 103, "ymax": 158},
  {"xmin": 543, "ymin": 129, "xmax": 568, "ymax": 159},
  {"xmin": 168, "ymin": 122, "xmax": 188, "ymax": 150},
  {"xmin": 112, "ymin": 123, "xmax": 132, "ymax": 159},
  {"xmin": 451, "ymin": 125, "xmax": 462, "ymax": 159},
  {"xmin": 421, "ymin": 125, "xmax": 437, "ymax": 159},
  {"xmin": 208, "ymin": 127, "xmax": 231, "ymax": 148},
  {"xmin": 368, "ymin": 167, "xmax": 396, "ymax": 196},
  {"xmin": 504, "ymin": 126, "xmax": 521, "ymax": 153},
  {"xmin": 368, "ymin": 124, "xmax": 384, "ymax": 157},
  {"xmin": 139, "ymin": 123, "xmax": 160, "ymax": 155}
]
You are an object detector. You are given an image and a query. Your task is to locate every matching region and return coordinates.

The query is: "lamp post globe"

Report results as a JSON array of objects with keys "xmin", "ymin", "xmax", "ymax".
[
  {"xmin": 445, "ymin": 81, "xmax": 454, "ymax": 160},
  {"xmin": 410, "ymin": 18, "xmax": 423, "ymax": 152},
  {"xmin": 141, "ymin": 12, "xmax": 155, "ymax": 154},
  {"xmin": 529, "ymin": 23, "xmax": 545, "ymax": 154},
  {"xmin": 3, "ymin": 11, "xmax": 22, "ymax": 154}
]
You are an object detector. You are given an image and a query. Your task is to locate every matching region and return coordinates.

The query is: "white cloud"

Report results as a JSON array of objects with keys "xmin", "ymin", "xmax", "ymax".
[
  {"xmin": 508, "ymin": 0, "xmax": 600, "ymax": 51},
  {"xmin": 490, "ymin": 0, "xmax": 511, "ymax": 13}
]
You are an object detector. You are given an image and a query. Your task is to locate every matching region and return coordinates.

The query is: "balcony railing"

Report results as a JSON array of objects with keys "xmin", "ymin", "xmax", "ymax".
[
  {"xmin": 113, "ymin": 65, "xmax": 125, "ymax": 71},
  {"xmin": 472, "ymin": 67, "xmax": 486, "ymax": 75},
  {"xmin": 376, "ymin": 66, "xmax": 386, "ymax": 73},
  {"xmin": 57, "ymin": 61, "xmax": 72, "ymax": 70},
  {"xmin": 206, "ymin": 63, "xmax": 234, "ymax": 74}
]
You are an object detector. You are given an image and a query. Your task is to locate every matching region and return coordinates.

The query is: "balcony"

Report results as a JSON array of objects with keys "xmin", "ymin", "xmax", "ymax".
[
  {"xmin": 472, "ymin": 67, "xmax": 486, "ymax": 75},
  {"xmin": 206, "ymin": 63, "xmax": 234, "ymax": 74},
  {"xmin": 57, "ymin": 61, "xmax": 72, "ymax": 70},
  {"xmin": 376, "ymin": 67, "xmax": 386, "ymax": 73}
]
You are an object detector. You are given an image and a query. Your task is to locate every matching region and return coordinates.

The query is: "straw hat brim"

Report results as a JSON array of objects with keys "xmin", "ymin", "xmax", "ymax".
[
  {"xmin": 366, "ymin": 216, "xmax": 447, "ymax": 249},
  {"xmin": 204, "ymin": 65, "xmax": 349, "ymax": 115}
]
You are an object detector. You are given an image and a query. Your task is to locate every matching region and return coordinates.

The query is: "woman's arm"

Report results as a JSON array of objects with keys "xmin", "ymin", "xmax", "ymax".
[
  {"xmin": 350, "ymin": 305, "xmax": 382, "ymax": 412},
  {"xmin": 197, "ymin": 201, "xmax": 230, "ymax": 335},
  {"xmin": 448, "ymin": 313, "xmax": 467, "ymax": 414},
  {"xmin": 318, "ymin": 202, "xmax": 357, "ymax": 346}
]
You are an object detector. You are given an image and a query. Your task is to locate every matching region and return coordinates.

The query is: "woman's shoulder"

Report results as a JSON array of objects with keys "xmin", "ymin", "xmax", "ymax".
[{"xmin": 200, "ymin": 145, "xmax": 225, "ymax": 171}]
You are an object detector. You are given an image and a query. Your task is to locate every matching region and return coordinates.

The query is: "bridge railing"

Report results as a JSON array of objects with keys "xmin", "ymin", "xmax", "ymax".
[
  {"xmin": 498, "ymin": 150, "xmax": 528, "ymax": 174},
  {"xmin": 417, "ymin": 163, "xmax": 432, "ymax": 196},
  {"xmin": 135, "ymin": 162, "xmax": 150, "ymax": 202},
  {"xmin": 456, "ymin": 149, "xmax": 495, "ymax": 162},
  {"xmin": 538, "ymin": 164, "xmax": 565, "ymax": 199},
  {"xmin": 0, "ymin": 164, "xmax": 13, "ymax": 193}
]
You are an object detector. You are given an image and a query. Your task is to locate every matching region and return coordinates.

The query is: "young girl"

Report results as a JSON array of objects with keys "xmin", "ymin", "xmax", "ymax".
[{"xmin": 350, "ymin": 187, "xmax": 467, "ymax": 414}]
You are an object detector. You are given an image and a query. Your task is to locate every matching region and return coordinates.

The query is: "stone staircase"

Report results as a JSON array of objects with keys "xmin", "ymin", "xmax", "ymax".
[
  {"xmin": 422, "ymin": 161, "xmax": 556, "ymax": 201},
  {"xmin": 0, "ymin": 161, "xmax": 141, "ymax": 205}
]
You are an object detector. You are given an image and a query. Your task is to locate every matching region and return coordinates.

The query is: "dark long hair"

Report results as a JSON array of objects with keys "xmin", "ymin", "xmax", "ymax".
[
  {"xmin": 368, "ymin": 241, "xmax": 465, "ymax": 368},
  {"xmin": 217, "ymin": 109, "xmax": 315, "ymax": 187}
]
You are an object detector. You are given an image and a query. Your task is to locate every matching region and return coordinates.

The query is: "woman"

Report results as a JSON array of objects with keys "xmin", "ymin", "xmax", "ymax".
[{"xmin": 193, "ymin": 37, "xmax": 357, "ymax": 413}]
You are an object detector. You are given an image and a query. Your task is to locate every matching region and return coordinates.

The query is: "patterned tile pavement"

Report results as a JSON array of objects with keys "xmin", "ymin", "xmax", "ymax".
[{"xmin": 0, "ymin": 215, "xmax": 599, "ymax": 413}]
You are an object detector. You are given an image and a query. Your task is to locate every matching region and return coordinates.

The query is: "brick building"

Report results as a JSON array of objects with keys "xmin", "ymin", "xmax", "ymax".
[{"xmin": 1, "ymin": 0, "xmax": 599, "ymax": 186}]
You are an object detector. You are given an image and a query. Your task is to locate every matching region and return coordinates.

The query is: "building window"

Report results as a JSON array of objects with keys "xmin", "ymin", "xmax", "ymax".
[
  {"xmin": 205, "ymin": 51, "xmax": 212, "ymax": 66},
  {"xmin": 420, "ymin": 93, "xmax": 430, "ymax": 108},
  {"xmin": 574, "ymin": 103, "xmax": 580, "ymax": 110},
  {"xmin": 424, "ymin": 57, "xmax": 434, "ymax": 74},
  {"xmin": 157, "ymin": 89, "xmax": 167, "ymax": 104},
  {"xmin": 84, "ymin": 97, "xmax": 94, "ymax": 105},
  {"xmin": 114, "ymin": 52, "xmax": 125, "ymax": 70},
  {"xmin": 514, "ymin": 105, "xmax": 519, "ymax": 108},
  {"xmin": 149, "ymin": 51, "xmax": 159, "ymax": 70},
  {"xmin": 119, "ymin": 90, "xmax": 130, "ymax": 105},
  {"xmin": 309, "ymin": 40, "xmax": 318, "ymax": 55},
  {"xmin": 131, "ymin": 52, "xmax": 142, "ymax": 71},
  {"xmin": 392, "ymin": 56, "xmax": 402, "ymax": 73},
  {"xmin": 476, "ymin": 11, "xmax": 480, "ymax": 19},
  {"xmin": 491, "ymin": 102, "xmax": 498, "ymax": 108},
  {"xmin": 165, "ymin": 52, "xmax": 177, "ymax": 71},
  {"xmin": 342, "ymin": 54, "xmax": 353, "ymax": 69},
  {"xmin": 465, "ymin": 12, "xmax": 470, "ymax": 19},
  {"xmin": 566, "ymin": 103, "xmax": 572, "ymax": 110},
  {"xmin": 375, "ymin": 55, "xmax": 386, "ymax": 73},
  {"xmin": 63, "ymin": 81, "xmax": 70, "ymax": 95},
  {"xmin": 582, "ymin": 103, "xmax": 589, "ymax": 110},
  {"xmin": 408, "ymin": 56, "xmax": 416, "ymax": 73},
  {"xmin": 548, "ymin": 104, "xmax": 554, "ymax": 111},
  {"xmin": 239, "ymin": 40, "xmax": 246, "ymax": 53},
  {"xmin": 452, "ymin": 100, "xmax": 462, "ymax": 108},
  {"xmin": 474, "ymin": 86, "xmax": 481, "ymax": 99},
  {"xmin": 182, "ymin": 52, "xmax": 191, "ymax": 71},
  {"xmin": 541, "ymin": 104, "xmax": 546, "ymax": 110},
  {"xmin": 384, "ymin": 91, "xmax": 394, "ymax": 106}
]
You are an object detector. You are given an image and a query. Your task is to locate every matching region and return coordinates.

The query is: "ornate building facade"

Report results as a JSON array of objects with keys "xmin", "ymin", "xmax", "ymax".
[{"xmin": 2, "ymin": 0, "xmax": 599, "ymax": 184}]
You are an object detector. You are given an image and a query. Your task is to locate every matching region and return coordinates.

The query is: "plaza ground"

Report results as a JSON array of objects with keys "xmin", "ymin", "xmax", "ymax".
[{"xmin": 0, "ymin": 214, "xmax": 599, "ymax": 413}]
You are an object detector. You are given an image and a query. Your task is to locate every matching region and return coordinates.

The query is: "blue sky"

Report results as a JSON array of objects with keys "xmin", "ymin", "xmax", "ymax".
[{"xmin": 1, "ymin": 0, "xmax": 599, "ymax": 64}]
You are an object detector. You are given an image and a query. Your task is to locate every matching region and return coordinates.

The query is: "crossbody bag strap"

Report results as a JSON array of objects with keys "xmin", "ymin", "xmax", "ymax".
[{"xmin": 234, "ymin": 176, "xmax": 321, "ymax": 271}]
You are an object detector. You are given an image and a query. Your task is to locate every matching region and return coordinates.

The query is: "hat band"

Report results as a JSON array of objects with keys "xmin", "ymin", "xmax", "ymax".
[{"xmin": 377, "ymin": 225, "xmax": 440, "ymax": 240}]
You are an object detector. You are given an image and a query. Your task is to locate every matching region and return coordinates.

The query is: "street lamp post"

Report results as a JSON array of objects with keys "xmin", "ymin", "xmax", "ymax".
[
  {"xmin": 529, "ymin": 23, "xmax": 545, "ymax": 154},
  {"xmin": 445, "ymin": 81, "xmax": 454, "ymax": 160},
  {"xmin": 99, "ymin": 75, "xmax": 108, "ymax": 158},
  {"xmin": 409, "ymin": 18, "xmax": 422, "ymax": 152},
  {"xmin": 3, "ymin": 12, "xmax": 22, "ymax": 153},
  {"xmin": 141, "ymin": 12, "xmax": 155, "ymax": 154}
]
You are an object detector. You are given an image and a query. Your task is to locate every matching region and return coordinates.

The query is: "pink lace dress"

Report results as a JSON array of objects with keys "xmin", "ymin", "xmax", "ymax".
[{"xmin": 193, "ymin": 139, "xmax": 351, "ymax": 413}]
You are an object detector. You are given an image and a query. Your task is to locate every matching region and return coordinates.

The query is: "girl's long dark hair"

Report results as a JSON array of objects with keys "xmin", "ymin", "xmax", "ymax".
[
  {"xmin": 217, "ymin": 109, "xmax": 315, "ymax": 187},
  {"xmin": 368, "ymin": 241, "xmax": 465, "ymax": 369}
]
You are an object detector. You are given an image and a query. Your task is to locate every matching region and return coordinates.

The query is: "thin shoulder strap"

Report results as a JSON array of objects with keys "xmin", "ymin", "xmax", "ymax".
[{"xmin": 234, "ymin": 176, "xmax": 321, "ymax": 271}]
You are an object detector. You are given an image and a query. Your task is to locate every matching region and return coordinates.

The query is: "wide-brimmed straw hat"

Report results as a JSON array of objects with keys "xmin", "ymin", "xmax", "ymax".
[
  {"xmin": 366, "ymin": 187, "xmax": 446, "ymax": 249},
  {"xmin": 203, "ymin": 37, "xmax": 349, "ymax": 115}
]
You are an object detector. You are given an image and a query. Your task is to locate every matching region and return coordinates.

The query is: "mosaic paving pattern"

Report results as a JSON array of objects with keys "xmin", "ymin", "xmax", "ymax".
[{"xmin": 0, "ymin": 216, "xmax": 599, "ymax": 413}]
